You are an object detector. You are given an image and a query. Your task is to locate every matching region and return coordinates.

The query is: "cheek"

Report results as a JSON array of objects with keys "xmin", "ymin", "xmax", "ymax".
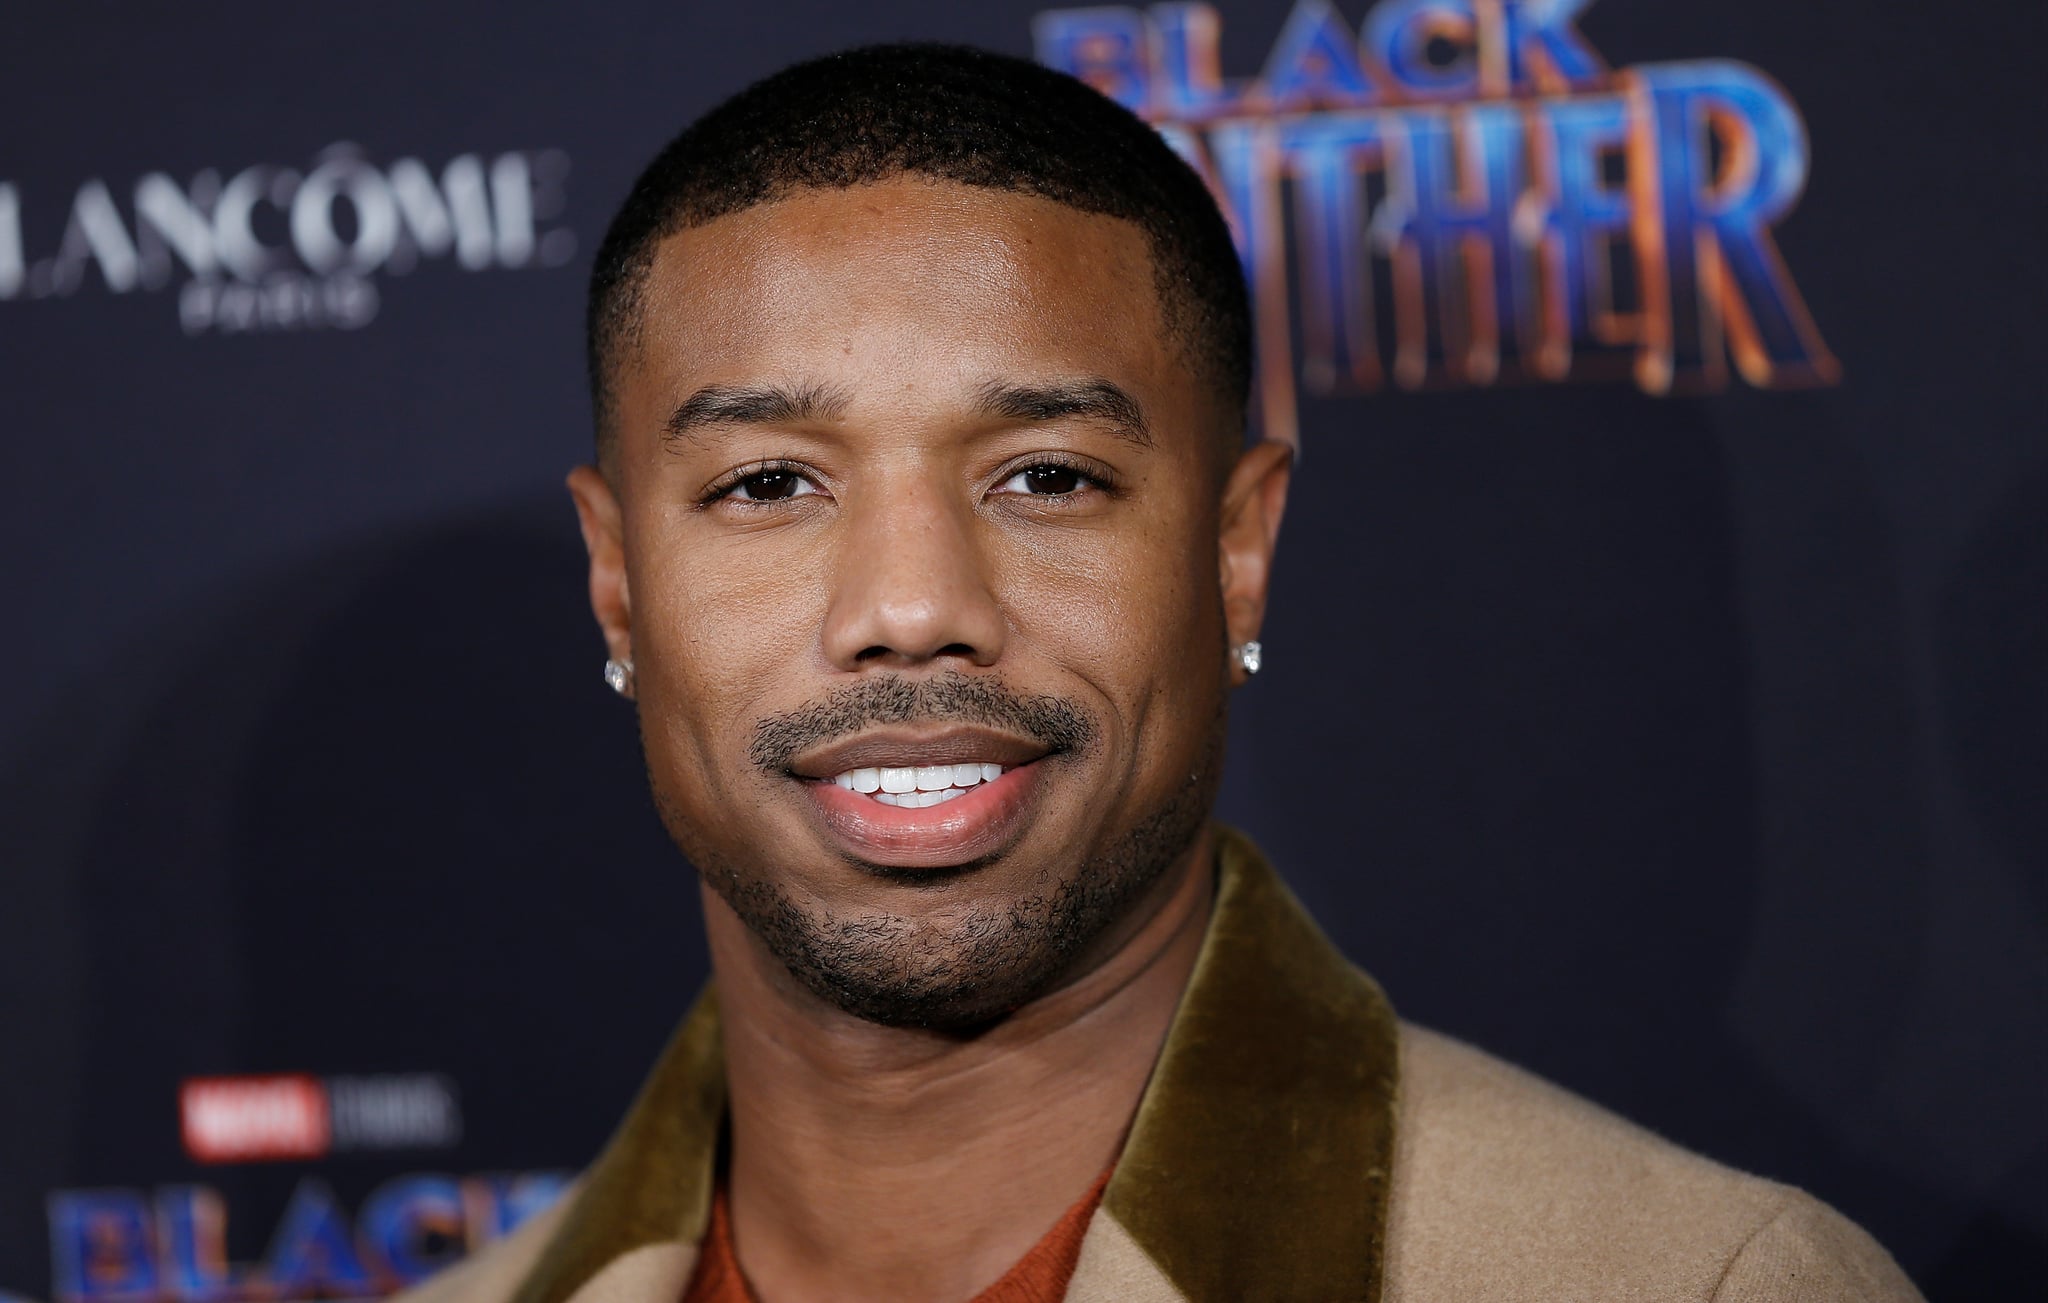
[
  {"xmin": 998, "ymin": 497, "xmax": 1226, "ymax": 736},
  {"xmin": 629, "ymin": 516, "xmax": 827, "ymax": 787}
]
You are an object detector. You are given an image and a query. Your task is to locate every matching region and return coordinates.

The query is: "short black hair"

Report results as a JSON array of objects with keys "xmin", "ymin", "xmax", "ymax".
[{"xmin": 585, "ymin": 42, "xmax": 1252, "ymax": 460}]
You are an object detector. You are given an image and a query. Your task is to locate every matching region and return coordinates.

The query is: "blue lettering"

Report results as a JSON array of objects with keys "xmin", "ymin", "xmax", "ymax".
[
  {"xmin": 1032, "ymin": 0, "xmax": 1827, "ymax": 411},
  {"xmin": 1636, "ymin": 61, "xmax": 1836, "ymax": 390},
  {"xmin": 1032, "ymin": 7, "xmax": 1151, "ymax": 111},
  {"xmin": 360, "ymin": 1176, "xmax": 464, "ymax": 1283},
  {"xmin": 1208, "ymin": 120, "xmax": 1299, "ymax": 440},
  {"xmin": 48, "ymin": 1192, "xmax": 155, "ymax": 1303},
  {"xmin": 156, "ymin": 1188, "xmax": 251, "ymax": 1303},
  {"xmin": 1261, "ymin": 0, "xmax": 1380, "ymax": 112},
  {"xmin": 1362, "ymin": 0, "xmax": 1479, "ymax": 99},
  {"xmin": 1533, "ymin": 93, "xmax": 1634, "ymax": 374},
  {"xmin": 1151, "ymin": 4, "xmax": 1244, "ymax": 118},
  {"xmin": 1378, "ymin": 104, "xmax": 1534, "ymax": 384},
  {"xmin": 1502, "ymin": 0, "xmax": 1605, "ymax": 91},
  {"xmin": 1278, "ymin": 113, "xmax": 1388, "ymax": 390},
  {"xmin": 262, "ymin": 1182, "xmax": 371, "ymax": 1294}
]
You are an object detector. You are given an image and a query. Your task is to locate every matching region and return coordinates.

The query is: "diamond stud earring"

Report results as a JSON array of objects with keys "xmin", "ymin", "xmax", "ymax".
[
  {"xmin": 1232, "ymin": 640, "xmax": 1263, "ymax": 676},
  {"xmin": 603, "ymin": 657, "xmax": 635, "ymax": 697}
]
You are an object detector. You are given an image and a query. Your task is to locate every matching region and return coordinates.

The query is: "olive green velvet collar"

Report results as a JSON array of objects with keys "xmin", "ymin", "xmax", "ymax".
[
  {"xmin": 1101, "ymin": 826, "xmax": 1399, "ymax": 1300},
  {"xmin": 511, "ymin": 826, "xmax": 1400, "ymax": 1303}
]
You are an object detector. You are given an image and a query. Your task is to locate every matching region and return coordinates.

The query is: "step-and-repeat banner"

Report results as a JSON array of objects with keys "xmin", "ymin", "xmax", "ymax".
[{"xmin": 2, "ymin": 2, "xmax": 2041, "ymax": 1296}]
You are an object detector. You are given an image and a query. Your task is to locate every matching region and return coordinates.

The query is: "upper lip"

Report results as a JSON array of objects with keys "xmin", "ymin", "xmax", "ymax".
[{"xmin": 788, "ymin": 725, "xmax": 1054, "ymax": 780}]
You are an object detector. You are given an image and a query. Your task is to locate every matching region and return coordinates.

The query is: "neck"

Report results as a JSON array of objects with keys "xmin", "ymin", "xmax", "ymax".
[{"xmin": 702, "ymin": 826, "xmax": 1217, "ymax": 1303}]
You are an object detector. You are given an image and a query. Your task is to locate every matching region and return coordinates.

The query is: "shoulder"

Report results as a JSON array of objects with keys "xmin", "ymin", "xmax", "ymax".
[{"xmin": 1383, "ymin": 1023, "xmax": 1923, "ymax": 1302}]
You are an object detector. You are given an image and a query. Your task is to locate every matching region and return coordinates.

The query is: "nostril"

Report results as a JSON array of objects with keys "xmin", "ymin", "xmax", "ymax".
[{"xmin": 854, "ymin": 641, "xmax": 981, "ymax": 664}]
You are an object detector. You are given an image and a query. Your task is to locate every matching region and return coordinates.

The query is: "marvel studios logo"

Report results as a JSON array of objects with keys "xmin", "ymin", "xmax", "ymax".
[{"xmin": 178, "ymin": 1073, "xmax": 461, "ymax": 1164}]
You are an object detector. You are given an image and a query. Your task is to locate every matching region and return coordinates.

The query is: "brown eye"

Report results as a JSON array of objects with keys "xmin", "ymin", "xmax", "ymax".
[
  {"xmin": 1026, "ymin": 465, "xmax": 1080, "ymax": 494},
  {"xmin": 999, "ymin": 463, "xmax": 1091, "ymax": 496},
  {"xmin": 729, "ymin": 468, "xmax": 817, "ymax": 501}
]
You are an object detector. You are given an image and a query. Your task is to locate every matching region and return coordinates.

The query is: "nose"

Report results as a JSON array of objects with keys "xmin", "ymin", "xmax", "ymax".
[{"xmin": 821, "ymin": 474, "xmax": 1007, "ymax": 672}]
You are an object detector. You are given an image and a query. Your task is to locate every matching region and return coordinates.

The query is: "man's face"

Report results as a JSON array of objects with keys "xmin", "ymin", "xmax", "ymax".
[{"xmin": 572, "ymin": 178, "xmax": 1284, "ymax": 1028}]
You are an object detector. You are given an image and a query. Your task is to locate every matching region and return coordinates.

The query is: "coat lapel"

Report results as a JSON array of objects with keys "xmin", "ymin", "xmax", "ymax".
[
  {"xmin": 510, "ymin": 991, "xmax": 726, "ymax": 1303},
  {"xmin": 1073, "ymin": 827, "xmax": 1401, "ymax": 1303}
]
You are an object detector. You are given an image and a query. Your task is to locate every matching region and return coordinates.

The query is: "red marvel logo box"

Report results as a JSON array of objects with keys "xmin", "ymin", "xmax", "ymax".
[{"xmin": 178, "ymin": 1074, "xmax": 331, "ymax": 1164}]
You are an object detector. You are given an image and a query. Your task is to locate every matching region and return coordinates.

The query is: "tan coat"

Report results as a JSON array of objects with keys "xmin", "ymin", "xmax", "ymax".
[{"xmin": 400, "ymin": 830, "xmax": 1923, "ymax": 1302}]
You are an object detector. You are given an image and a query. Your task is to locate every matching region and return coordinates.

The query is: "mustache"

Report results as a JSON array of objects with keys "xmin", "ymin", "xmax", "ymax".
[{"xmin": 749, "ymin": 672, "xmax": 1097, "ymax": 773}]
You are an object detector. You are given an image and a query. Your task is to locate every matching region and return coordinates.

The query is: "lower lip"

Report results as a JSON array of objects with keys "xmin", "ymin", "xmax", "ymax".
[{"xmin": 801, "ymin": 764, "xmax": 1043, "ymax": 870}]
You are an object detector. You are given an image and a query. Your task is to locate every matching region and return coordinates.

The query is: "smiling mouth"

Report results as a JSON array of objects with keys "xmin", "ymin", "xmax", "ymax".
[
  {"xmin": 827, "ymin": 763, "xmax": 1008, "ymax": 808},
  {"xmin": 788, "ymin": 729, "xmax": 1050, "ymax": 868}
]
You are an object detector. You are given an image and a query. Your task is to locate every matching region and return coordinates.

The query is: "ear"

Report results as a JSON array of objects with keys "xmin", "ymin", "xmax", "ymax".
[
  {"xmin": 566, "ymin": 464, "xmax": 633, "ymax": 667},
  {"xmin": 1217, "ymin": 439, "xmax": 1294, "ymax": 686}
]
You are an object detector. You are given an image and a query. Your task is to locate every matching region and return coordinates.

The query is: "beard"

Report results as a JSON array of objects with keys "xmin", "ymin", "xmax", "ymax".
[{"xmin": 651, "ymin": 671, "xmax": 1226, "ymax": 1032}]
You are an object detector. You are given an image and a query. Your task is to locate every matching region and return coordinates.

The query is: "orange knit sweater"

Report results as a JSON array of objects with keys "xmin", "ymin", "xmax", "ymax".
[{"xmin": 681, "ymin": 1168, "xmax": 1114, "ymax": 1303}]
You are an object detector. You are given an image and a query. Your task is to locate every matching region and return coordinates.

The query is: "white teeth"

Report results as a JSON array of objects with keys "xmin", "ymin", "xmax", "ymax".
[
  {"xmin": 871, "ymin": 788, "xmax": 970, "ymax": 808},
  {"xmin": 879, "ymin": 767, "xmax": 917, "ymax": 794},
  {"xmin": 828, "ymin": 762, "xmax": 1010, "ymax": 803}
]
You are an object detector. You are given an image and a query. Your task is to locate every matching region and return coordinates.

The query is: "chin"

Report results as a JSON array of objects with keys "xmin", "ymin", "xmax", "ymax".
[{"xmin": 721, "ymin": 798, "xmax": 1214, "ymax": 1032}]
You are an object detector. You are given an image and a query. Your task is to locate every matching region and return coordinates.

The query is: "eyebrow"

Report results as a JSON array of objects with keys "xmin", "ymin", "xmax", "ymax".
[
  {"xmin": 973, "ymin": 378, "xmax": 1154, "ymax": 448},
  {"xmin": 660, "ymin": 376, "xmax": 1154, "ymax": 449},
  {"xmin": 663, "ymin": 381, "xmax": 852, "ymax": 444}
]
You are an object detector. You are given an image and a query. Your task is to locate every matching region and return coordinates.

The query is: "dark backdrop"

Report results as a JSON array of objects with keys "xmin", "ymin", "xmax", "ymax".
[{"xmin": 2, "ymin": 2, "xmax": 2042, "ymax": 1297}]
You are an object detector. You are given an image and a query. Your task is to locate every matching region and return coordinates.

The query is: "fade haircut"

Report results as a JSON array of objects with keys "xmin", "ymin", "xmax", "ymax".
[{"xmin": 584, "ymin": 42, "xmax": 1252, "ymax": 462}]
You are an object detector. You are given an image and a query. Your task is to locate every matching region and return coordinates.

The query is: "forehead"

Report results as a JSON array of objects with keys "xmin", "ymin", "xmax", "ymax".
[{"xmin": 622, "ymin": 179, "xmax": 1179, "ymax": 415}]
